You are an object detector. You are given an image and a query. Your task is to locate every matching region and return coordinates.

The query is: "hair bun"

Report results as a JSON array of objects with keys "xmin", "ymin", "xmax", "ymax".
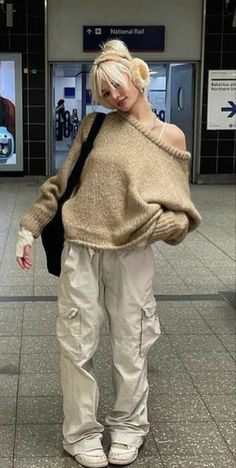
[
  {"xmin": 101, "ymin": 39, "xmax": 132, "ymax": 60},
  {"xmin": 130, "ymin": 58, "xmax": 150, "ymax": 89}
]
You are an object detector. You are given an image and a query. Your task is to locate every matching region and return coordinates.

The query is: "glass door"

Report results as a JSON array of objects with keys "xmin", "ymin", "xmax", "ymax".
[{"xmin": 51, "ymin": 63, "xmax": 84, "ymax": 173}]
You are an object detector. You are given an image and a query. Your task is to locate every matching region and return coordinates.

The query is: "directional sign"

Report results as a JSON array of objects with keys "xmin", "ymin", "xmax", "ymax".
[
  {"xmin": 207, "ymin": 70, "xmax": 236, "ymax": 130},
  {"xmin": 83, "ymin": 26, "xmax": 165, "ymax": 52},
  {"xmin": 221, "ymin": 101, "xmax": 236, "ymax": 118}
]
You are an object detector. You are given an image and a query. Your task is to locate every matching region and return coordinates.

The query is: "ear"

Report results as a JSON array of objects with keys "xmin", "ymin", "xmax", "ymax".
[{"xmin": 130, "ymin": 58, "xmax": 150, "ymax": 89}]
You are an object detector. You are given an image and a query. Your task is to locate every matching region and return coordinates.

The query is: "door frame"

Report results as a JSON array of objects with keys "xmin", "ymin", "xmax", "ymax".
[{"xmin": 46, "ymin": 60, "xmax": 201, "ymax": 181}]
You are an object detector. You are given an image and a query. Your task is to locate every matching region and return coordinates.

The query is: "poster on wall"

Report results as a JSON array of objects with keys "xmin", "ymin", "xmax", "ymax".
[
  {"xmin": 0, "ymin": 53, "xmax": 23, "ymax": 171},
  {"xmin": 207, "ymin": 70, "xmax": 236, "ymax": 130}
]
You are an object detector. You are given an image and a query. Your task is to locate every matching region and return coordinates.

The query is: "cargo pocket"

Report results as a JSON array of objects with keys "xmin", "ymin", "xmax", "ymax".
[
  {"xmin": 140, "ymin": 299, "xmax": 161, "ymax": 357},
  {"xmin": 56, "ymin": 303, "xmax": 81, "ymax": 361},
  {"xmin": 57, "ymin": 303, "xmax": 79, "ymax": 319}
]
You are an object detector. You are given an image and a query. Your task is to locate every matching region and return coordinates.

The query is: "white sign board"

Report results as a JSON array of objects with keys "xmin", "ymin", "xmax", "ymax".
[{"xmin": 207, "ymin": 70, "xmax": 236, "ymax": 130}]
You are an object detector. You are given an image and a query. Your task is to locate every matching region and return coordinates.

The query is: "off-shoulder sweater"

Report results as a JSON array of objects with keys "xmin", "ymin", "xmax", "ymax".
[{"xmin": 21, "ymin": 111, "xmax": 201, "ymax": 249}]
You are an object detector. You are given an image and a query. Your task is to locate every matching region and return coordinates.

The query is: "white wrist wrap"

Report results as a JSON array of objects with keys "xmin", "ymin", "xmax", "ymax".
[{"xmin": 16, "ymin": 228, "xmax": 34, "ymax": 257}]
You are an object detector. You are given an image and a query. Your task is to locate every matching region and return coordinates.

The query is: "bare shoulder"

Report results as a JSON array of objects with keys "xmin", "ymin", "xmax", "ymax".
[{"xmin": 162, "ymin": 123, "xmax": 186, "ymax": 151}]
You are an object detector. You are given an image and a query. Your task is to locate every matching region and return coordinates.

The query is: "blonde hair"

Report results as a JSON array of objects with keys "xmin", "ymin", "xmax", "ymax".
[
  {"xmin": 100, "ymin": 39, "xmax": 132, "ymax": 59},
  {"xmin": 90, "ymin": 40, "xmax": 132, "ymax": 105}
]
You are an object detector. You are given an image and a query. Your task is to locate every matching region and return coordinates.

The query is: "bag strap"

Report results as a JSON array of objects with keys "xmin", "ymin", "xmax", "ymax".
[{"xmin": 64, "ymin": 112, "xmax": 106, "ymax": 199}]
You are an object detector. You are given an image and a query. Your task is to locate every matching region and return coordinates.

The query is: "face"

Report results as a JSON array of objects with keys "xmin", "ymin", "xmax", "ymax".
[{"xmin": 100, "ymin": 73, "xmax": 140, "ymax": 111}]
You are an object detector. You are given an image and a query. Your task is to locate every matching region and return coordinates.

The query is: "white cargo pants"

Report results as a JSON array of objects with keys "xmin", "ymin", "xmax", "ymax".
[{"xmin": 56, "ymin": 241, "xmax": 161, "ymax": 456}]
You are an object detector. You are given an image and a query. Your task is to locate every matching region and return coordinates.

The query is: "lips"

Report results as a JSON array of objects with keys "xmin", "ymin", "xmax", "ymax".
[{"xmin": 117, "ymin": 98, "xmax": 127, "ymax": 106}]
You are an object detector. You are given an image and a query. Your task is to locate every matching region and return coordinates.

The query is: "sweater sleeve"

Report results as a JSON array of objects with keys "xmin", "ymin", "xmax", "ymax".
[
  {"xmin": 20, "ymin": 113, "xmax": 96, "ymax": 238},
  {"xmin": 149, "ymin": 210, "xmax": 190, "ymax": 246}
]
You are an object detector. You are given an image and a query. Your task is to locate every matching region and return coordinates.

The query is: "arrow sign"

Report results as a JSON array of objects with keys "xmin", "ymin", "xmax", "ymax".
[{"xmin": 221, "ymin": 101, "xmax": 236, "ymax": 118}]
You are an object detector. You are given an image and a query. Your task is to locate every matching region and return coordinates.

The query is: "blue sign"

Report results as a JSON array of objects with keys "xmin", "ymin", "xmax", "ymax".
[
  {"xmin": 83, "ymin": 26, "xmax": 165, "ymax": 52},
  {"xmin": 64, "ymin": 87, "xmax": 75, "ymax": 98}
]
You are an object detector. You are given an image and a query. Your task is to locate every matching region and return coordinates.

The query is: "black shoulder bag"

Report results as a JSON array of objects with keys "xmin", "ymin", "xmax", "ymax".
[{"xmin": 41, "ymin": 112, "xmax": 106, "ymax": 277}]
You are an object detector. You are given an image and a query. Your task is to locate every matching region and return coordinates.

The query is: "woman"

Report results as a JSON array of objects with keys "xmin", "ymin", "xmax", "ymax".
[{"xmin": 16, "ymin": 40, "xmax": 201, "ymax": 468}]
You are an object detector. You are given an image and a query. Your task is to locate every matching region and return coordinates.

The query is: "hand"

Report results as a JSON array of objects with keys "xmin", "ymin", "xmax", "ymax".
[{"xmin": 16, "ymin": 245, "xmax": 33, "ymax": 270}]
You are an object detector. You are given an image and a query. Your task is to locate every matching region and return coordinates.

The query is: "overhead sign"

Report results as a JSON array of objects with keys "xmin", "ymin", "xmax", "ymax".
[
  {"xmin": 83, "ymin": 26, "xmax": 165, "ymax": 52},
  {"xmin": 207, "ymin": 70, "xmax": 236, "ymax": 130}
]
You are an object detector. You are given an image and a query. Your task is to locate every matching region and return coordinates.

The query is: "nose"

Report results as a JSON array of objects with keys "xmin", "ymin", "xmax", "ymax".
[{"xmin": 110, "ymin": 88, "xmax": 120, "ymax": 100}]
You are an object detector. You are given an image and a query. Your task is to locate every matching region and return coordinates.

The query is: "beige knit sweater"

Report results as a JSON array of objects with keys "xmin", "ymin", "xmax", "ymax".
[{"xmin": 21, "ymin": 111, "xmax": 201, "ymax": 249}]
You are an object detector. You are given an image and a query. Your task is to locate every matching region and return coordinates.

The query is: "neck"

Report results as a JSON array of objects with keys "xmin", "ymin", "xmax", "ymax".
[{"xmin": 127, "ymin": 93, "xmax": 156, "ymax": 125}]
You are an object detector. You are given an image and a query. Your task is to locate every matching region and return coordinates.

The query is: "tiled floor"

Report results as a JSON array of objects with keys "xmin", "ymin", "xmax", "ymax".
[{"xmin": 0, "ymin": 179, "xmax": 235, "ymax": 467}]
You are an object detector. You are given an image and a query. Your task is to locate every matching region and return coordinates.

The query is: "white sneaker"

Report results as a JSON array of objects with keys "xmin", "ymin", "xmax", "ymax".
[
  {"xmin": 108, "ymin": 443, "xmax": 138, "ymax": 465},
  {"xmin": 75, "ymin": 448, "xmax": 108, "ymax": 468}
]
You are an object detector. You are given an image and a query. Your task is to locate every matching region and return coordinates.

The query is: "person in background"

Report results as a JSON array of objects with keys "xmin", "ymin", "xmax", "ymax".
[
  {"xmin": 71, "ymin": 108, "xmax": 80, "ymax": 139},
  {"xmin": 16, "ymin": 40, "xmax": 201, "ymax": 468},
  {"xmin": 56, "ymin": 98, "xmax": 65, "ymax": 140}
]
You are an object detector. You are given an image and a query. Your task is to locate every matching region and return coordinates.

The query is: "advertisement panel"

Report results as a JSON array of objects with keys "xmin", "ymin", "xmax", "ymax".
[{"xmin": 0, "ymin": 53, "xmax": 23, "ymax": 171}]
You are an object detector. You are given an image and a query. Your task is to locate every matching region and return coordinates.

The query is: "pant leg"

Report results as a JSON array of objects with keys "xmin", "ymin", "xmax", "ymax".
[
  {"xmin": 56, "ymin": 242, "xmax": 105, "ymax": 455},
  {"xmin": 103, "ymin": 246, "xmax": 161, "ymax": 448}
]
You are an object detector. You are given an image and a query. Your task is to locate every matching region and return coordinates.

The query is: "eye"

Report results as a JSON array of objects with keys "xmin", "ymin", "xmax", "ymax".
[
  {"xmin": 112, "ymin": 82, "xmax": 120, "ymax": 89},
  {"xmin": 102, "ymin": 90, "xmax": 110, "ymax": 98}
]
